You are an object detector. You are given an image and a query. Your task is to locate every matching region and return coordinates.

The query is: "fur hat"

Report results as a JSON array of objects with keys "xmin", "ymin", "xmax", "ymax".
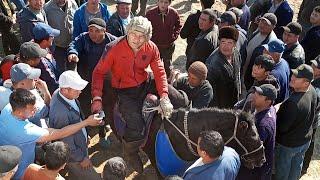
[
  {"xmin": 218, "ymin": 26, "xmax": 239, "ymax": 41},
  {"xmin": 188, "ymin": 61, "xmax": 208, "ymax": 81}
]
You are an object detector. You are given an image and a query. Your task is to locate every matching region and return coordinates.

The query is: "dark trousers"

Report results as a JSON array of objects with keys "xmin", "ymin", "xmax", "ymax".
[
  {"xmin": 53, "ymin": 46, "xmax": 68, "ymax": 74},
  {"xmin": 302, "ymin": 128, "xmax": 317, "ymax": 173},
  {"xmin": 132, "ymin": 0, "xmax": 148, "ymax": 16},
  {"xmin": 1, "ymin": 29, "xmax": 20, "ymax": 55},
  {"xmin": 159, "ymin": 43, "xmax": 175, "ymax": 77},
  {"xmin": 115, "ymin": 78, "xmax": 157, "ymax": 142}
]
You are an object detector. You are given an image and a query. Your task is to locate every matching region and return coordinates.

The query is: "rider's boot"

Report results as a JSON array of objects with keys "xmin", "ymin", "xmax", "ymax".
[{"xmin": 122, "ymin": 139, "xmax": 144, "ymax": 173}]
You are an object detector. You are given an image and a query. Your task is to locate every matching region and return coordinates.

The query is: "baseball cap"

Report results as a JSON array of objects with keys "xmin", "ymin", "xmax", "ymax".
[
  {"xmin": 10, "ymin": 63, "xmax": 41, "ymax": 83},
  {"xmin": 19, "ymin": 42, "xmax": 47, "ymax": 60},
  {"xmin": 59, "ymin": 70, "xmax": 88, "ymax": 91},
  {"xmin": 262, "ymin": 39, "xmax": 285, "ymax": 53},
  {"xmin": 117, "ymin": 0, "xmax": 132, "ymax": 4},
  {"xmin": 311, "ymin": 55, "xmax": 320, "ymax": 68},
  {"xmin": 0, "ymin": 145, "xmax": 22, "ymax": 173},
  {"xmin": 260, "ymin": 13, "xmax": 277, "ymax": 26},
  {"xmin": 291, "ymin": 64, "xmax": 314, "ymax": 81},
  {"xmin": 33, "ymin": 22, "xmax": 60, "ymax": 40},
  {"xmin": 220, "ymin": 11, "xmax": 237, "ymax": 25},
  {"xmin": 253, "ymin": 84, "xmax": 278, "ymax": 101},
  {"xmin": 88, "ymin": 18, "xmax": 106, "ymax": 30},
  {"xmin": 282, "ymin": 22, "xmax": 302, "ymax": 35}
]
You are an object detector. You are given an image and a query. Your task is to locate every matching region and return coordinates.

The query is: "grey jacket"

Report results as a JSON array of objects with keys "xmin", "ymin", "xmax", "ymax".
[
  {"xmin": 17, "ymin": 6, "xmax": 47, "ymax": 42},
  {"xmin": 49, "ymin": 90, "xmax": 88, "ymax": 162},
  {"xmin": 282, "ymin": 42, "xmax": 305, "ymax": 69},
  {"xmin": 44, "ymin": 0, "xmax": 78, "ymax": 48}
]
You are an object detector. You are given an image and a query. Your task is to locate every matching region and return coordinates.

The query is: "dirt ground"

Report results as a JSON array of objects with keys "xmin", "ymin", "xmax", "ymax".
[{"xmin": 85, "ymin": 0, "xmax": 319, "ymax": 179}]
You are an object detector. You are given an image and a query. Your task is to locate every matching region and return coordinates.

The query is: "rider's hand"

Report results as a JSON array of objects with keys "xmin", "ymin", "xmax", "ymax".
[
  {"xmin": 68, "ymin": 54, "xmax": 79, "ymax": 63},
  {"xmin": 91, "ymin": 100, "xmax": 102, "ymax": 113},
  {"xmin": 160, "ymin": 96, "xmax": 173, "ymax": 119}
]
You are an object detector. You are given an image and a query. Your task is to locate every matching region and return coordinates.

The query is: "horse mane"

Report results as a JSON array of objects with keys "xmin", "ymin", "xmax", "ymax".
[{"xmin": 172, "ymin": 107, "xmax": 255, "ymax": 127}]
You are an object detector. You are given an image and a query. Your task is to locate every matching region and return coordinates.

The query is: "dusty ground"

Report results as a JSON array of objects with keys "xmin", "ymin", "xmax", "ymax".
[
  {"xmin": 0, "ymin": 0, "xmax": 318, "ymax": 179},
  {"xmin": 85, "ymin": 0, "xmax": 319, "ymax": 180}
]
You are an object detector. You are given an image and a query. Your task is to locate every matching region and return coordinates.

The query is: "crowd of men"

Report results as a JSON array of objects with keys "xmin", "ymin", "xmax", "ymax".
[{"xmin": 0, "ymin": 0, "xmax": 320, "ymax": 179}]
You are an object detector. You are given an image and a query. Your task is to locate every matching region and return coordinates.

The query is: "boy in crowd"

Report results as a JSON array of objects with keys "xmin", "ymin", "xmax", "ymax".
[
  {"xmin": 235, "ymin": 54, "xmax": 279, "ymax": 112},
  {"xmin": 301, "ymin": 6, "xmax": 320, "ymax": 64},
  {"xmin": 237, "ymin": 84, "xmax": 277, "ymax": 180},
  {"xmin": 146, "ymin": 0, "xmax": 182, "ymax": 76},
  {"xmin": 33, "ymin": 22, "xmax": 61, "ymax": 94},
  {"xmin": 282, "ymin": 22, "xmax": 305, "ymax": 69},
  {"xmin": 23, "ymin": 141, "xmax": 69, "ymax": 180}
]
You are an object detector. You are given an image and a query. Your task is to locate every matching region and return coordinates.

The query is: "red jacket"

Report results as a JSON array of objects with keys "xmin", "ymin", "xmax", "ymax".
[
  {"xmin": 146, "ymin": 7, "xmax": 182, "ymax": 48},
  {"xmin": 91, "ymin": 37, "xmax": 168, "ymax": 99}
]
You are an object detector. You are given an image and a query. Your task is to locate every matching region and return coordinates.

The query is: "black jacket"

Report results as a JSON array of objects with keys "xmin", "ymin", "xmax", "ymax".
[
  {"xmin": 107, "ymin": 12, "xmax": 134, "ymax": 37},
  {"xmin": 187, "ymin": 25, "xmax": 219, "ymax": 69},
  {"xmin": 206, "ymin": 48, "xmax": 244, "ymax": 108},
  {"xmin": 180, "ymin": 10, "xmax": 201, "ymax": 56},
  {"xmin": 173, "ymin": 76, "xmax": 213, "ymax": 109},
  {"xmin": 276, "ymin": 85, "xmax": 320, "ymax": 147},
  {"xmin": 301, "ymin": 26, "xmax": 320, "ymax": 64}
]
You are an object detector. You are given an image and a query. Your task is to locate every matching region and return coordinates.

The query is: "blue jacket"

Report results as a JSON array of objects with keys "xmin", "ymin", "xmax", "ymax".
[
  {"xmin": 49, "ymin": 91, "xmax": 88, "ymax": 162},
  {"xmin": 72, "ymin": 2, "xmax": 111, "ymax": 39},
  {"xmin": 238, "ymin": 4, "xmax": 250, "ymax": 31},
  {"xmin": 68, "ymin": 32, "xmax": 116, "ymax": 81},
  {"xmin": 271, "ymin": 59, "xmax": 290, "ymax": 104},
  {"xmin": 183, "ymin": 147, "xmax": 240, "ymax": 180}
]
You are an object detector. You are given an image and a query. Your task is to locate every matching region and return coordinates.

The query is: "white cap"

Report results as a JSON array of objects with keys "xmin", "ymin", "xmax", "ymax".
[{"xmin": 59, "ymin": 70, "xmax": 88, "ymax": 91}]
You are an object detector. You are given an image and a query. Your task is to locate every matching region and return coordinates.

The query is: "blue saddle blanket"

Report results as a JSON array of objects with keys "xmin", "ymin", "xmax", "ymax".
[{"xmin": 155, "ymin": 129, "xmax": 194, "ymax": 177}]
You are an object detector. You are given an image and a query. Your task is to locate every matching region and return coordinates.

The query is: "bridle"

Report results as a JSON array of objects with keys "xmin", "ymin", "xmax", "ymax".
[
  {"xmin": 225, "ymin": 112, "xmax": 264, "ymax": 161},
  {"xmin": 144, "ymin": 106, "xmax": 264, "ymax": 161}
]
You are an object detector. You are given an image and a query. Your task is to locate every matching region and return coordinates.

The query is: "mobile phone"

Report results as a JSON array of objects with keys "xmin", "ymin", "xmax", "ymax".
[{"xmin": 94, "ymin": 111, "xmax": 105, "ymax": 119}]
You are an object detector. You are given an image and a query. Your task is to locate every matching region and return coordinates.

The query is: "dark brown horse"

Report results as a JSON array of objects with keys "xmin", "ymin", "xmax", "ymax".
[
  {"xmin": 103, "ymin": 84, "xmax": 265, "ymax": 177},
  {"xmin": 141, "ymin": 105, "xmax": 265, "ymax": 176}
]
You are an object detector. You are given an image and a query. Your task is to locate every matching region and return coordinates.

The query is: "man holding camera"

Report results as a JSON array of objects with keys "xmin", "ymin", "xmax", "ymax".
[{"xmin": 49, "ymin": 70, "xmax": 100, "ymax": 180}]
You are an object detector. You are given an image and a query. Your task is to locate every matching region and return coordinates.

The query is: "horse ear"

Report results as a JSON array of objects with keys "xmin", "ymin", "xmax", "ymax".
[{"xmin": 239, "ymin": 121, "xmax": 249, "ymax": 130}]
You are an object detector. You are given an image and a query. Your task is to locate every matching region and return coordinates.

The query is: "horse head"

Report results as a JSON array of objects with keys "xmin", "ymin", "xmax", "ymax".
[{"xmin": 232, "ymin": 110, "xmax": 266, "ymax": 169}]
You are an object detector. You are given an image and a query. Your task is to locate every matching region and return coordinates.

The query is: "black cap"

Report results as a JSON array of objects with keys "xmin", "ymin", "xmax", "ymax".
[
  {"xmin": 220, "ymin": 11, "xmax": 237, "ymax": 25},
  {"xmin": 311, "ymin": 55, "xmax": 320, "ymax": 68},
  {"xmin": 254, "ymin": 54, "xmax": 275, "ymax": 71},
  {"xmin": 19, "ymin": 42, "xmax": 47, "ymax": 60},
  {"xmin": 260, "ymin": 13, "xmax": 277, "ymax": 26},
  {"xmin": 282, "ymin": 22, "xmax": 302, "ymax": 35},
  {"xmin": 291, "ymin": 64, "xmax": 314, "ymax": 81},
  {"xmin": 253, "ymin": 84, "xmax": 278, "ymax": 101},
  {"xmin": 0, "ymin": 145, "xmax": 22, "ymax": 173},
  {"xmin": 88, "ymin": 18, "xmax": 106, "ymax": 30}
]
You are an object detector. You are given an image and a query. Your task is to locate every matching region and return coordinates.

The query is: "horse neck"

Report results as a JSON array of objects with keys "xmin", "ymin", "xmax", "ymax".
[{"xmin": 188, "ymin": 109, "xmax": 237, "ymax": 143}]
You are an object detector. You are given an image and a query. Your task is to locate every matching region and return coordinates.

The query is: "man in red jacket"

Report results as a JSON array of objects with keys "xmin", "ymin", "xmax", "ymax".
[{"xmin": 91, "ymin": 16, "xmax": 173, "ymax": 173}]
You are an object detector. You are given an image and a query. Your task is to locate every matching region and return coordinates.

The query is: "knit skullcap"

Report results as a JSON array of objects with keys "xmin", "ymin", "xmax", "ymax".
[{"xmin": 188, "ymin": 61, "xmax": 208, "ymax": 81}]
